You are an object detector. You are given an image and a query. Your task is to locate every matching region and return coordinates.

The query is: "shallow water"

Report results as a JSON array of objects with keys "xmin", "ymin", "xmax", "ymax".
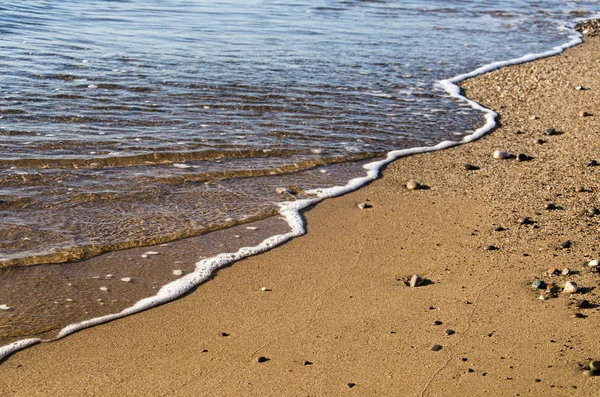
[{"xmin": 0, "ymin": 0, "xmax": 598, "ymax": 342}]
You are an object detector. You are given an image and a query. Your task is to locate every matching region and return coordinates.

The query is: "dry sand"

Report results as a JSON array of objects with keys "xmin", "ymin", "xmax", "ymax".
[{"xmin": 2, "ymin": 33, "xmax": 600, "ymax": 396}]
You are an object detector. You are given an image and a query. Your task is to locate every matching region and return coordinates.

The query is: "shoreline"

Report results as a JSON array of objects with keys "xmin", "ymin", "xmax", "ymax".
[
  {"xmin": 2, "ymin": 23, "xmax": 600, "ymax": 396},
  {"xmin": 0, "ymin": 19, "xmax": 590, "ymax": 362}
]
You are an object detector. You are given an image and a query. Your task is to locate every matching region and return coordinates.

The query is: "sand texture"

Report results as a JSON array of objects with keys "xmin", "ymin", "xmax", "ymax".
[{"xmin": 1, "ymin": 35, "xmax": 600, "ymax": 396}]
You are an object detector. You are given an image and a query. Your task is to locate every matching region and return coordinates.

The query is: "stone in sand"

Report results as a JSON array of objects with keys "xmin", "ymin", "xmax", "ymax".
[
  {"xmin": 559, "ymin": 240, "xmax": 572, "ymax": 249},
  {"xmin": 276, "ymin": 187, "xmax": 292, "ymax": 195},
  {"xmin": 517, "ymin": 217, "xmax": 534, "ymax": 225},
  {"xmin": 463, "ymin": 163, "xmax": 480, "ymax": 171},
  {"xmin": 483, "ymin": 245, "xmax": 498, "ymax": 251},
  {"xmin": 546, "ymin": 268, "xmax": 559, "ymax": 276},
  {"xmin": 445, "ymin": 329, "xmax": 455, "ymax": 335},
  {"xmin": 561, "ymin": 268, "xmax": 571, "ymax": 276},
  {"xmin": 516, "ymin": 153, "xmax": 530, "ymax": 162},
  {"xmin": 590, "ymin": 360, "xmax": 600, "ymax": 372},
  {"xmin": 588, "ymin": 207, "xmax": 600, "ymax": 216},
  {"xmin": 347, "ymin": 383, "xmax": 356, "ymax": 388},
  {"xmin": 433, "ymin": 320, "xmax": 443, "ymax": 325},
  {"xmin": 406, "ymin": 180, "xmax": 421, "ymax": 190},
  {"xmin": 431, "ymin": 344, "xmax": 443, "ymax": 351},
  {"xmin": 532, "ymin": 279, "xmax": 547, "ymax": 290},
  {"xmin": 579, "ymin": 111, "xmax": 590, "ymax": 117},
  {"xmin": 545, "ymin": 202, "xmax": 557, "ymax": 210},
  {"xmin": 535, "ymin": 138, "xmax": 545, "ymax": 144},
  {"xmin": 544, "ymin": 127, "xmax": 559, "ymax": 136},
  {"xmin": 563, "ymin": 281, "xmax": 578, "ymax": 294},
  {"xmin": 256, "ymin": 356, "xmax": 269, "ymax": 363},
  {"xmin": 575, "ymin": 299, "xmax": 591, "ymax": 309},
  {"xmin": 493, "ymin": 150, "xmax": 512, "ymax": 159},
  {"xmin": 588, "ymin": 259, "xmax": 599, "ymax": 268},
  {"xmin": 583, "ymin": 370, "xmax": 595, "ymax": 377},
  {"xmin": 357, "ymin": 202, "xmax": 371, "ymax": 209},
  {"xmin": 588, "ymin": 159, "xmax": 598, "ymax": 166},
  {"xmin": 410, "ymin": 274, "xmax": 423, "ymax": 287},
  {"xmin": 303, "ymin": 360, "xmax": 313, "ymax": 366}
]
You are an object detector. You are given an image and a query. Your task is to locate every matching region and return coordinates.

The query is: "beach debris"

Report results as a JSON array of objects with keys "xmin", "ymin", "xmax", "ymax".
[
  {"xmin": 579, "ymin": 111, "xmax": 590, "ymax": 118},
  {"xmin": 0, "ymin": 304, "xmax": 10, "ymax": 310},
  {"xmin": 493, "ymin": 150, "xmax": 512, "ymax": 159},
  {"xmin": 406, "ymin": 180, "xmax": 422, "ymax": 190},
  {"xmin": 357, "ymin": 202, "xmax": 372, "ymax": 209},
  {"xmin": 588, "ymin": 259, "xmax": 599, "ymax": 269},
  {"xmin": 591, "ymin": 360, "xmax": 600, "ymax": 372},
  {"xmin": 256, "ymin": 356, "xmax": 269, "ymax": 363},
  {"xmin": 561, "ymin": 268, "xmax": 571, "ymax": 276},
  {"xmin": 517, "ymin": 217, "xmax": 534, "ymax": 225},
  {"xmin": 516, "ymin": 153, "xmax": 531, "ymax": 162},
  {"xmin": 409, "ymin": 274, "xmax": 424, "ymax": 287},
  {"xmin": 303, "ymin": 360, "xmax": 313, "ymax": 366},
  {"xmin": 445, "ymin": 329, "xmax": 455, "ymax": 336},
  {"xmin": 587, "ymin": 159, "xmax": 598, "ymax": 167},
  {"xmin": 559, "ymin": 240, "xmax": 572, "ymax": 249},
  {"xmin": 275, "ymin": 187, "xmax": 293, "ymax": 195},
  {"xmin": 105, "ymin": 274, "xmax": 114, "ymax": 279},
  {"xmin": 544, "ymin": 127, "xmax": 559, "ymax": 136},
  {"xmin": 544, "ymin": 202, "xmax": 557, "ymax": 210},
  {"xmin": 563, "ymin": 281, "xmax": 579, "ymax": 294},
  {"xmin": 246, "ymin": 226, "xmax": 259, "ymax": 231},
  {"xmin": 120, "ymin": 277, "xmax": 132, "ymax": 282},
  {"xmin": 587, "ymin": 207, "xmax": 600, "ymax": 217},
  {"xmin": 532, "ymin": 279, "xmax": 547, "ymax": 290},
  {"xmin": 463, "ymin": 163, "xmax": 480, "ymax": 171},
  {"xmin": 260, "ymin": 287, "xmax": 272, "ymax": 292},
  {"xmin": 99, "ymin": 286, "xmax": 109, "ymax": 292},
  {"xmin": 172, "ymin": 269, "xmax": 184, "ymax": 276},
  {"xmin": 173, "ymin": 163, "xmax": 191, "ymax": 169},
  {"xmin": 141, "ymin": 251, "xmax": 160, "ymax": 258},
  {"xmin": 431, "ymin": 344, "xmax": 443, "ymax": 352}
]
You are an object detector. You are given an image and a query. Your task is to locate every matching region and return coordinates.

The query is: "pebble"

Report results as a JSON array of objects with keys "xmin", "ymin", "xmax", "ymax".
[
  {"xmin": 575, "ymin": 186, "xmax": 585, "ymax": 193},
  {"xmin": 410, "ymin": 274, "xmax": 423, "ymax": 287},
  {"xmin": 579, "ymin": 111, "xmax": 590, "ymax": 118},
  {"xmin": 256, "ymin": 356, "xmax": 269, "ymax": 363},
  {"xmin": 588, "ymin": 159, "xmax": 599, "ymax": 166},
  {"xmin": 246, "ymin": 226, "xmax": 259, "ymax": 231},
  {"xmin": 483, "ymin": 245, "xmax": 498, "ymax": 251},
  {"xmin": 539, "ymin": 294, "xmax": 548, "ymax": 300},
  {"xmin": 173, "ymin": 163, "xmax": 191, "ymax": 169},
  {"xmin": 99, "ymin": 287, "xmax": 109, "ymax": 292},
  {"xmin": 406, "ymin": 180, "xmax": 421, "ymax": 190},
  {"xmin": 357, "ymin": 202, "xmax": 371, "ymax": 209},
  {"xmin": 493, "ymin": 226, "xmax": 506, "ymax": 232},
  {"xmin": 518, "ymin": 217, "xmax": 534, "ymax": 225},
  {"xmin": 560, "ymin": 240, "xmax": 572, "ymax": 249},
  {"xmin": 590, "ymin": 361, "xmax": 600, "ymax": 372},
  {"xmin": 445, "ymin": 329, "xmax": 455, "ymax": 336},
  {"xmin": 105, "ymin": 274, "xmax": 114, "ymax": 279},
  {"xmin": 547, "ymin": 268, "xmax": 559, "ymax": 276},
  {"xmin": 584, "ymin": 370, "xmax": 595, "ymax": 377},
  {"xmin": 561, "ymin": 268, "xmax": 571, "ymax": 276},
  {"xmin": 303, "ymin": 361, "xmax": 313, "ymax": 366},
  {"xmin": 493, "ymin": 150, "xmax": 512, "ymax": 159},
  {"xmin": 544, "ymin": 127, "xmax": 559, "ymax": 136},
  {"xmin": 532, "ymin": 279, "xmax": 547, "ymax": 290},
  {"xmin": 260, "ymin": 287, "xmax": 272, "ymax": 292},
  {"xmin": 588, "ymin": 259, "xmax": 599, "ymax": 268},
  {"xmin": 276, "ymin": 187, "xmax": 292, "ymax": 195},
  {"xmin": 545, "ymin": 202, "xmax": 557, "ymax": 210},
  {"xmin": 530, "ymin": 115, "xmax": 539, "ymax": 120},
  {"xmin": 563, "ymin": 281, "xmax": 579, "ymax": 294},
  {"xmin": 576, "ymin": 85, "xmax": 584, "ymax": 90},
  {"xmin": 463, "ymin": 163, "xmax": 480, "ymax": 171},
  {"xmin": 87, "ymin": 84, "xmax": 98, "ymax": 89},
  {"xmin": 535, "ymin": 138, "xmax": 546, "ymax": 144},
  {"xmin": 120, "ymin": 277, "xmax": 132, "ymax": 282},
  {"xmin": 575, "ymin": 299, "xmax": 591, "ymax": 309},
  {"xmin": 347, "ymin": 383, "xmax": 356, "ymax": 388},
  {"xmin": 141, "ymin": 251, "xmax": 160, "ymax": 258},
  {"xmin": 433, "ymin": 320, "xmax": 443, "ymax": 325},
  {"xmin": 588, "ymin": 207, "xmax": 600, "ymax": 216},
  {"xmin": 431, "ymin": 344, "xmax": 443, "ymax": 351},
  {"xmin": 0, "ymin": 304, "xmax": 10, "ymax": 310},
  {"xmin": 516, "ymin": 153, "xmax": 530, "ymax": 162},
  {"xmin": 172, "ymin": 269, "xmax": 184, "ymax": 276}
]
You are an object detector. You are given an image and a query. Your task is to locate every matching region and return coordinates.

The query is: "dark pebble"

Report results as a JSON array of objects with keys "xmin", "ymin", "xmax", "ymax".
[
  {"xmin": 560, "ymin": 240, "xmax": 572, "ymax": 249},
  {"xmin": 535, "ymin": 379, "xmax": 542, "ymax": 383},
  {"xmin": 518, "ymin": 217, "xmax": 534, "ymax": 225},
  {"xmin": 431, "ymin": 344, "xmax": 443, "ymax": 351},
  {"xmin": 588, "ymin": 207, "xmax": 600, "ymax": 216},
  {"xmin": 202, "ymin": 349, "xmax": 209, "ymax": 353},
  {"xmin": 494, "ymin": 226, "xmax": 506, "ymax": 232},
  {"xmin": 347, "ymin": 382, "xmax": 356, "ymax": 388},
  {"xmin": 535, "ymin": 138, "xmax": 546, "ymax": 144},
  {"xmin": 517, "ymin": 153, "xmax": 530, "ymax": 162},
  {"xmin": 588, "ymin": 159, "xmax": 599, "ymax": 167},
  {"xmin": 483, "ymin": 245, "xmax": 498, "ymax": 251},
  {"xmin": 463, "ymin": 163, "xmax": 480, "ymax": 171},
  {"xmin": 256, "ymin": 356, "xmax": 269, "ymax": 363},
  {"xmin": 532, "ymin": 279, "xmax": 547, "ymax": 290},
  {"xmin": 304, "ymin": 361, "xmax": 313, "ymax": 366},
  {"xmin": 433, "ymin": 320, "xmax": 443, "ymax": 325},
  {"xmin": 575, "ymin": 299, "xmax": 591, "ymax": 309},
  {"xmin": 467, "ymin": 368, "xmax": 474, "ymax": 373},
  {"xmin": 545, "ymin": 202, "xmax": 557, "ymax": 210},
  {"xmin": 516, "ymin": 130, "xmax": 524, "ymax": 134},
  {"xmin": 461, "ymin": 358, "xmax": 468, "ymax": 362},
  {"xmin": 545, "ymin": 128, "xmax": 558, "ymax": 135},
  {"xmin": 221, "ymin": 332, "xmax": 230, "ymax": 337},
  {"xmin": 445, "ymin": 329, "xmax": 455, "ymax": 335}
]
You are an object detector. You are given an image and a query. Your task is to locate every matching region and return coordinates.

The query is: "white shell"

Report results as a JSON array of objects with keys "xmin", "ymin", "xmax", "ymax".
[{"xmin": 493, "ymin": 150, "xmax": 512, "ymax": 159}]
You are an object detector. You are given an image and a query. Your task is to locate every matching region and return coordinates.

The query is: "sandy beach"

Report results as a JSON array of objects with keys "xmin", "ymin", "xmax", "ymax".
[{"xmin": 2, "ymin": 28, "xmax": 600, "ymax": 396}]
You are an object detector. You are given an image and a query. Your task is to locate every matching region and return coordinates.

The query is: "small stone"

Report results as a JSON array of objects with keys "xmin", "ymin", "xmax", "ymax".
[
  {"xmin": 547, "ymin": 268, "xmax": 559, "ymax": 276},
  {"xmin": 445, "ymin": 329, "xmax": 455, "ymax": 335},
  {"xmin": 545, "ymin": 202, "xmax": 557, "ymax": 210},
  {"xmin": 583, "ymin": 370, "xmax": 595, "ymax": 377},
  {"xmin": 561, "ymin": 268, "xmax": 570, "ymax": 276},
  {"xmin": 517, "ymin": 153, "xmax": 530, "ymax": 162},
  {"xmin": 120, "ymin": 277, "xmax": 132, "ymax": 282},
  {"xmin": 256, "ymin": 356, "xmax": 269, "ymax": 363},
  {"xmin": 433, "ymin": 320, "xmax": 443, "ymax": 325},
  {"xmin": 560, "ymin": 240, "xmax": 572, "ymax": 249},
  {"xmin": 275, "ymin": 187, "xmax": 292, "ymax": 195},
  {"xmin": 575, "ymin": 186, "xmax": 585, "ymax": 193},
  {"xmin": 544, "ymin": 127, "xmax": 558, "ymax": 136},
  {"xmin": 141, "ymin": 251, "xmax": 160, "ymax": 258},
  {"xmin": 588, "ymin": 259, "xmax": 599, "ymax": 268},
  {"xmin": 588, "ymin": 207, "xmax": 600, "ymax": 216},
  {"xmin": 532, "ymin": 279, "xmax": 547, "ymax": 290},
  {"xmin": 530, "ymin": 115, "xmax": 539, "ymax": 120},
  {"xmin": 99, "ymin": 287, "xmax": 109, "ymax": 292},
  {"xmin": 347, "ymin": 383, "xmax": 356, "ymax": 388},
  {"xmin": 467, "ymin": 368, "xmax": 475, "ymax": 373},
  {"xmin": 575, "ymin": 85, "xmax": 584, "ymax": 90},
  {"xmin": 260, "ymin": 287, "xmax": 272, "ymax": 292},
  {"xmin": 515, "ymin": 129, "xmax": 524, "ymax": 134},
  {"xmin": 172, "ymin": 269, "xmax": 184, "ymax": 276},
  {"xmin": 410, "ymin": 274, "xmax": 423, "ymax": 287},
  {"xmin": 588, "ymin": 159, "xmax": 598, "ymax": 166},
  {"xmin": 518, "ymin": 217, "xmax": 534, "ymax": 225},
  {"xmin": 483, "ymin": 245, "xmax": 498, "ymax": 251},
  {"xmin": 563, "ymin": 281, "xmax": 578, "ymax": 294},
  {"xmin": 406, "ymin": 180, "xmax": 421, "ymax": 190},
  {"xmin": 539, "ymin": 294, "xmax": 548, "ymax": 300},
  {"xmin": 493, "ymin": 150, "xmax": 512, "ymax": 159},
  {"xmin": 590, "ymin": 361, "xmax": 600, "ymax": 372},
  {"xmin": 463, "ymin": 163, "xmax": 480, "ymax": 171},
  {"xmin": 493, "ymin": 226, "xmax": 506, "ymax": 232},
  {"xmin": 303, "ymin": 360, "xmax": 313, "ymax": 366},
  {"xmin": 0, "ymin": 304, "xmax": 10, "ymax": 310},
  {"xmin": 579, "ymin": 111, "xmax": 590, "ymax": 118},
  {"xmin": 431, "ymin": 344, "xmax": 443, "ymax": 351},
  {"xmin": 221, "ymin": 332, "xmax": 230, "ymax": 337},
  {"xmin": 357, "ymin": 202, "xmax": 371, "ymax": 209},
  {"xmin": 246, "ymin": 226, "xmax": 259, "ymax": 231},
  {"xmin": 535, "ymin": 138, "xmax": 545, "ymax": 144},
  {"xmin": 575, "ymin": 299, "xmax": 591, "ymax": 309}
]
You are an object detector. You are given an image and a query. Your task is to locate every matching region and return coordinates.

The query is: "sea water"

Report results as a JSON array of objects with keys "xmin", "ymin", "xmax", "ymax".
[{"xmin": 0, "ymin": 0, "xmax": 598, "ymax": 357}]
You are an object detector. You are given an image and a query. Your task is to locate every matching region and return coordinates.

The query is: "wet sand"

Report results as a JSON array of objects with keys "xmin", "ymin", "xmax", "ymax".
[{"xmin": 2, "ymin": 33, "xmax": 600, "ymax": 396}]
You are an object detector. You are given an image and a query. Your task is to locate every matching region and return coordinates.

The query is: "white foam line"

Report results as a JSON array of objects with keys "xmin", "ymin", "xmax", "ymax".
[{"xmin": 0, "ymin": 21, "xmax": 592, "ymax": 363}]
